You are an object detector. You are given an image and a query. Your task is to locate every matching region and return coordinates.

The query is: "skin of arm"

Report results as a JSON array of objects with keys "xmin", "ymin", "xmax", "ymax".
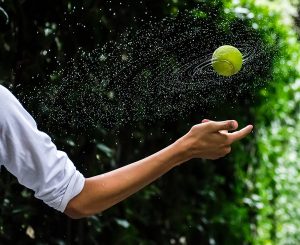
[{"xmin": 64, "ymin": 120, "xmax": 253, "ymax": 219}]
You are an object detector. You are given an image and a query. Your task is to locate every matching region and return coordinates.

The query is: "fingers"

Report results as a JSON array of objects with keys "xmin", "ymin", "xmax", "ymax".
[
  {"xmin": 201, "ymin": 118, "xmax": 253, "ymax": 139},
  {"xmin": 208, "ymin": 146, "xmax": 232, "ymax": 160},
  {"xmin": 202, "ymin": 119, "xmax": 229, "ymax": 134},
  {"xmin": 206, "ymin": 120, "xmax": 238, "ymax": 132},
  {"xmin": 201, "ymin": 118, "xmax": 253, "ymax": 143},
  {"xmin": 189, "ymin": 119, "xmax": 253, "ymax": 160},
  {"xmin": 223, "ymin": 146, "xmax": 232, "ymax": 155},
  {"xmin": 227, "ymin": 125, "xmax": 253, "ymax": 143}
]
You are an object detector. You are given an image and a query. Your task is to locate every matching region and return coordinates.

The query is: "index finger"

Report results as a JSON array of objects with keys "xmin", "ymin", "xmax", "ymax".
[{"xmin": 227, "ymin": 125, "xmax": 253, "ymax": 143}]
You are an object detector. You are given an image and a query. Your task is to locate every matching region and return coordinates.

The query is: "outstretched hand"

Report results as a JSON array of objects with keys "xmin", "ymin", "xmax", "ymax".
[
  {"xmin": 65, "ymin": 118, "xmax": 253, "ymax": 218},
  {"xmin": 179, "ymin": 119, "xmax": 253, "ymax": 160}
]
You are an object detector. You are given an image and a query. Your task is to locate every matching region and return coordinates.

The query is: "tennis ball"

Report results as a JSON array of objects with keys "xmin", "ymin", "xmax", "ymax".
[{"xmin": 212, "ymin": 45, "xmax": 243, "ymax": 76}]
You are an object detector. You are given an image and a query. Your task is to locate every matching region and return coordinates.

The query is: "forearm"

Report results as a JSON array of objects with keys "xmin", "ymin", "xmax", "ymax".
[
  {"xmin": 64, "ymin": 120, "xmax": 253, "ymax": 219},
  {"xmin": 65, "ymin": 138, "xmax": 189, "ymax": 218}
]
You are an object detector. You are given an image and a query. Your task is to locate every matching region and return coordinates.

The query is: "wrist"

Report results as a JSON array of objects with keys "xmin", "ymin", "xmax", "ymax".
[{"xmin": 172, "ymin": 135, "xmax": 193, "ymax": 164}]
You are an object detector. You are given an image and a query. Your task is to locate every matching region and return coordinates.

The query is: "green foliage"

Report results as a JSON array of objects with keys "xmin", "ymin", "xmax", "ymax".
[{"xmin": 229, "ymin": 0, "xmax": 300, "ymax": 244}]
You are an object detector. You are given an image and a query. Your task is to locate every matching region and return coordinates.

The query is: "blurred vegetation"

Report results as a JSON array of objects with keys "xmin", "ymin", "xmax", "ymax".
[{"xmin": 0, "ymin": 0, "xmax": 299, "ymax": 244}]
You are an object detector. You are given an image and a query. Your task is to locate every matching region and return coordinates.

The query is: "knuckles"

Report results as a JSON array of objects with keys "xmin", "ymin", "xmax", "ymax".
[
  {"xmin": 188, "ymin": 122, "xmax": 234, "ymax": 160},
  {"xmin": 224, "ymin": 146, "xmax": 231, "ymax": 154}
]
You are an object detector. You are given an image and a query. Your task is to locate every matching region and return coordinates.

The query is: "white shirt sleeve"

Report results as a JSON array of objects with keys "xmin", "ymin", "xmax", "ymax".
[{"xmin": 0, "ymin": 85, "xmax": 85, "ymax": 212}]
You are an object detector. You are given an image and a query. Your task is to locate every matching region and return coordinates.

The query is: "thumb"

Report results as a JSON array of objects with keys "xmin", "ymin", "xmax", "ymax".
[{"xmin": 208, "ymin": 120, "xmax": 238, "ymax": 132}]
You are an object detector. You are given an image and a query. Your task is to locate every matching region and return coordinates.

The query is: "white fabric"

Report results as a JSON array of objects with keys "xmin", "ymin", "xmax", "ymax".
[{"xmin": 0, "ymin": 85, "xmax": 85, "ymax": 212}]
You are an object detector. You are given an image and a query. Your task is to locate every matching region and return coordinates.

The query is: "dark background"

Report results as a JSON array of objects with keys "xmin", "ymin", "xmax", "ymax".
[{"xmin": 0, "ymin": 0, "xmax": 297, "ymax": 244}]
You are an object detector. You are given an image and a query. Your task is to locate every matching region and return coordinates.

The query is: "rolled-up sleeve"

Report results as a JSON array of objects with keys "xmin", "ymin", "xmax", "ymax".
[{"xmin": 0, "ymin": 85, "xmax": 85, "ymax": 212}]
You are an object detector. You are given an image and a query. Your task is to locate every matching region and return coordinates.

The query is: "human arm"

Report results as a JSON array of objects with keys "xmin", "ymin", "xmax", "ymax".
[
  {"xmin": 0, "ymin": 85, "xmax": 252, "ymax": 218},
  {"xmin": 65, "ymin": 120, "xmax": 253, "ymax": 219},
  {"xmin": 0, "ymin": 85, "xmax": 85, "ymax": 212}
]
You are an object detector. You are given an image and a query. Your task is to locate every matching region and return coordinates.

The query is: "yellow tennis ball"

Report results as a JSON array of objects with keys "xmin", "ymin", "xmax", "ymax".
[{"xmin": 212, "ymin": 45, "xmax": 243, "ymax": 76}]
